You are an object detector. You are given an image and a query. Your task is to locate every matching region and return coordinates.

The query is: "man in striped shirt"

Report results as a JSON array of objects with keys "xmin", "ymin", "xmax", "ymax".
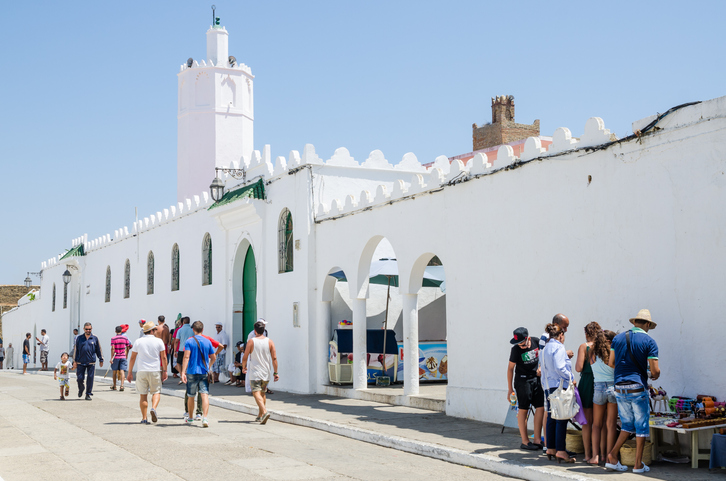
[{"xmin": 111, "ymin": 325, "xmax": 133, "ymax": 391}]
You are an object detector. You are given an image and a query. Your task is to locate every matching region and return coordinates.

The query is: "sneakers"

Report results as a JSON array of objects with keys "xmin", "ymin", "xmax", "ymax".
[
  {"xmin": 195, "ymin": 413, "xmax": 203, "ymax": 421},
  {"xmin": 254, "ymin": 416, "xmax": 261, "ymax": 422},
  {"xmin": 150, "ymin": 408, "xmax": 157, "ymax": 423},
  {"xmin": 183, "ymin": 412, "xmax": 189, "ymax": 421},
  {"xmin": 260, "ymin": 412, "xmax": 271, "ymax": 425},
  {"xmin": 224, "ymin": 380, "xmax": 232, "ymax": 385},
  {"xmin": 64, "ymin": 386, "xmax": 69, "ymax": 397},
  {"xmin": 202, "ymin": 418, "xmax": 209, "ymax": 428},
  {"xmin": 185, "ymin": 417, "xmax": 194, "ymax": 424},
  {"xmin": 140, "ymin": 419, "xmax": 150, "ymax": 425}
]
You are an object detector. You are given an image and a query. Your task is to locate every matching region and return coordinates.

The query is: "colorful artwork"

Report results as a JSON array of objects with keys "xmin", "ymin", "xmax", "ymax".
[
  {"xmin": 397, "ymin": 341, "xmax": 447, "ymax": 382},
  {"xmin": 367, "ymin": 354, "xmax": 397, "ymax": 383}
]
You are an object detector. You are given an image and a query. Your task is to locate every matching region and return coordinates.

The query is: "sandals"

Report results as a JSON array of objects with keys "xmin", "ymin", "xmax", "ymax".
[
  {"xmin": 605, "ymin": 461, "xmax": 628, "ymax": 472},
  {"xmin": 119, "ymin": 387, "xmax": 124, "ymax": 392},
  {"xmin": 110, "ymin": 386, "xmax": 117, "ymax": 390}
]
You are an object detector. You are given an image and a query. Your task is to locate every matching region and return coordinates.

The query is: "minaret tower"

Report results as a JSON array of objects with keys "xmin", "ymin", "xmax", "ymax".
[{"xmin": 177, "ymin": 13, "xmax": 254, "ymax": 202}]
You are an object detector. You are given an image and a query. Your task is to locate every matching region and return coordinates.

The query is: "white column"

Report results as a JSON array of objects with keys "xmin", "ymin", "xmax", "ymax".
[
  {"xmin": 402, "ymin": 293, "xmax": 419, "ymax": 396},
  {"xmin": 352, "ymin": 298, "xmax": 367, "ymax": 390},
  {"xmin": 319, "ymin": 300, "xmax": 332, "ymax": 389}
]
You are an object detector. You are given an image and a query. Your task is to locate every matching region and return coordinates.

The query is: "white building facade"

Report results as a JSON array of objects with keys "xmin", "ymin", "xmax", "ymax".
[{"xmin": 3, "ymin": 23, "xmax": 726, "ymax": 424}]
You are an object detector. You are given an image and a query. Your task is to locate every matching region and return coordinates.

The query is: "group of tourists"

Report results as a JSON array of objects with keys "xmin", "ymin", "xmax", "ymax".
[
  {"xmin": 31, "ymin": 315, "xmax": 279, "ymax": 428},
  {"xmin": 507, "ymin": 309, "xmax": 659, "ymax": 474}
]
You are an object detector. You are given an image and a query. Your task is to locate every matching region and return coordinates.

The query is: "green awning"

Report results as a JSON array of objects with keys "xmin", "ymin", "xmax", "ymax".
[
  {"xmin": 59, "ymin": 243, "xmax": 85, "ymax": 260},
  {"xmin": 208, "ymin": 178, "xmax": 266, "ymax": 210}
]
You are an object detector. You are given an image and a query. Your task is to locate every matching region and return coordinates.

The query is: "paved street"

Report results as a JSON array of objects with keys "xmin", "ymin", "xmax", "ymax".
[{"xmin": 0, "ymin": 372, "xmax": 514, "ymax": 481}]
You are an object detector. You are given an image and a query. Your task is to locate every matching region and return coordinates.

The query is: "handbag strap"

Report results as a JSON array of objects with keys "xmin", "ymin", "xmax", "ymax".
[
  {"xmin": 625, "ymin": 330, "xmax": 648, "ymax": 383},
  {"xmin": 193, "ymin": 336, "xmax": 208, "ymax": 371}
]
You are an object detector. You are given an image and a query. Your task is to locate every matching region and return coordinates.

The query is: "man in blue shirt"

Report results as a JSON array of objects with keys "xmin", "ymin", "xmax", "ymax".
[
  {"xmin": 174, "ymin": 317, "xmax": 194, "ymax": 376},
  {"xmin": 181, "ymin": 321, "xmax": 216, "ymax": 428},
  {"xmin": 73, "ymin": 322, "xmax": 104, "ymax": 400},
  {"xmin": 605, "ymin": 309, "xmax": 660, "ymax": 474}
]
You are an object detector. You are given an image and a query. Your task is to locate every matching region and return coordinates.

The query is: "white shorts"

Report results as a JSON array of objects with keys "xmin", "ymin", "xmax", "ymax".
[{"xmin": 135, "ymin": 371, "xmax": 162, "ymax": 395}]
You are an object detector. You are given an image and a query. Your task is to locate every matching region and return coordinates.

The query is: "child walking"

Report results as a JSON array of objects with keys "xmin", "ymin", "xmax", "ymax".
[{"xmin": 54, "ymin": 352, "xmax": 73, "ymax": 400}]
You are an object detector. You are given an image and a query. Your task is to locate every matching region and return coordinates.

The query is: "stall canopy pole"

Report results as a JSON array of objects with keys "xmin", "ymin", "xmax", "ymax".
[{"xmin": 381, "ymin": 275, "xmax": 391, "ymax": 375}]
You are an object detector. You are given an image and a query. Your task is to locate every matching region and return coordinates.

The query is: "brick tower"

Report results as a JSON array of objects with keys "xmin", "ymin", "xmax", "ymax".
[{"xmin": 472, "ymin": 96, "xmax": 540, "ymax": 150}]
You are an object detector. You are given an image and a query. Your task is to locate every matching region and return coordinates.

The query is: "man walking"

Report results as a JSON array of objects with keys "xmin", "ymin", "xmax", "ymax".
[
  {"xmin": 605, "ymin": 309, "xmax": 660, "ymax": 473},
  {"xmin": 127, "ymin": 321, "xmax": 167, "ymax": 424},
  {"xmin": 71, "ymin": 328, "xmax": 79, "ymax": 360},
  {"xmin": 174, "ymin": 317, "xmax": 193, "ymax": 379},
  {"xmin": 110, "ymin": 326, "xmax": 132, "ymax": 391},
  {"xmin": 22, "ymin": 333, "xmax": 31, "ymax": 374},
  {"xmin": 0, "ymin": 343, "xmax": 4, "ymax": 369},
  {"xmin": 36, "ymin": 329, "xmax": 50, "ymax": 371},
  {"xmin": 155, "ymin": 315, "xmax": 171, "ymax": 376},
  {"xmin": 242, "ymin": 320, "xmax": 279, "ymax": 424},
  {"xmin": 73, "ymin": 322, "xmax": 104, "ymax": 400},
  {"xmin": 181, "ymin": 321, "xmax": 216, "ymax": 428},
  {"xmin": 6, "ymin": 343, "xmax": 14, "ymax": 369},
  {"xmin": 212, "ymin": 322, "xmax": 229, "ymax": 383}
]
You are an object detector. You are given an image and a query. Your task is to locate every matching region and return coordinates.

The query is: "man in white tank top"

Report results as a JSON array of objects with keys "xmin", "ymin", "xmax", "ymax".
[{"xmin": 242, "ymin": 320, "xmax": 279, "ymax": 424}]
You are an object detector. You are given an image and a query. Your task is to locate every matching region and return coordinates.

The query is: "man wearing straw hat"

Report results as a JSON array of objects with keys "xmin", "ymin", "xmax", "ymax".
[
  {"xmin": 127, "ymin": 320, "xmax": 167, "ymax": 424},
  {"xmin": 605, "ymin": 309, "xmax": 660, "ymax": 474}
]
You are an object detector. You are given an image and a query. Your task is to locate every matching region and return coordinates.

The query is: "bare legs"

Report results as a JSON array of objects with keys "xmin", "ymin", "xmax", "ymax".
[
  {"xmin": 252, "ymin": 390, "xmax": 268, "ymax": 418},
  {"xmin": 590, "ymin": 403, "xmax": 605, "ymax": 464},
  {"xmin": 608, "ymin": 431, "xmax": 646, "ymax": 470},
  {"xmin": 582, "ymin": 407, "xmax": 593, "ymax": 461}
]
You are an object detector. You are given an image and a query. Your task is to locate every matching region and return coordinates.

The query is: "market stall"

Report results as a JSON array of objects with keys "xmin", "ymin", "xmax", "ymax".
[{"xmin": 328, "ymin": 328, "xmax": 398, "ymax": 385}]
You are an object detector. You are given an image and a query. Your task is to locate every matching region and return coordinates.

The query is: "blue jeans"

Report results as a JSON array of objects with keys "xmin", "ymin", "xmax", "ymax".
[
  {"xmin": 546, "ymin": 387, "xmax": 568, "ymax": 451},
  {"xmin": 185, "ymin": 373, "xmax": 209, "ymax": 396},
  {"xmin": 76, "ymin": 363, "xmax": 96, "ymax": 395},
  {"xmin": 593, "ymin": 382, "xmax": 616, "ymax": 405},
  {"xmin": 615, "ymin": 389, "xmax": 650, "ymax": 437}
]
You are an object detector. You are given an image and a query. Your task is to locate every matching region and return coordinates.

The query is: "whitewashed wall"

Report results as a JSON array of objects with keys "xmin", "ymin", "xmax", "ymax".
[{"xmin": 313, "ymin": 96, "xmax": 726, "ymax": 423}]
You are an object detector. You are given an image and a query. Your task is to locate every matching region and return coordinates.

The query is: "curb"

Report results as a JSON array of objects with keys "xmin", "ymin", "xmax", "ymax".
[{"xmin": 6, "ymin": 370, "xmax": 600, "ymax": 481}]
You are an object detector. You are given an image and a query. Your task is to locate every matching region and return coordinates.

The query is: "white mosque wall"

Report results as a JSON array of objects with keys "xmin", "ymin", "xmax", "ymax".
[
  {"xmin": 313, "ymin": 96, "xmax": 726, "ymax": 423},
  {"xmin": 4, "ymin": 95, "xmax": 726, "ymax": 424}
]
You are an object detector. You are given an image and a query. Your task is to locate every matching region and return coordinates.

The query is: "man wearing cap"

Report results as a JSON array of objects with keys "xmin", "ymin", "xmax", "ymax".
[
  {"xmin": 212, "ymin": 322, "xmax": 229, "ymax": 383},
  {"xmin": 127, "ymin": 321, "xmax": 167, "ymax": 424},
  {"xmin": 507, "ymin": 327, "xmax": 544, "ymax": 451},
  {"xmin": 605, "ymin": 309, "xmax": 660, "ymax": 473}
]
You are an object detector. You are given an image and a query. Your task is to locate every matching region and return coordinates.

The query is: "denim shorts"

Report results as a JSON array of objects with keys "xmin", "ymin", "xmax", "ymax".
[
  {"xmin": 593, "ymin": 382, "xmax": 616, "ymax": 405},
  {"xmin": 111, "ymin": 358, "xmax": 128, "ymax": 371},
  {"xmin": 615, "ymin": 388, "xmax": 650, "ymax": 437},
  {"xmin": 186, "ymin": 373, "xmax": 209, "ymax": 396}
]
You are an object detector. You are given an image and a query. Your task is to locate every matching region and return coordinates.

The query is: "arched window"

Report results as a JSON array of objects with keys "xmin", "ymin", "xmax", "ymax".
[
  {"xmin": 171, "ymin": 244, "xmax": 180, "ymax": 291},
  {"xmin": 202, "ymin": 233, "xmax": 212, "ymax": 286},
  {"xmin": 63, "ymin": 282, "xmax": 68, "ymax": 309},
  {"xmin": 124, "ymin": 259, "xmax": 131, "ymax": 299},
  {"xmin": 147, "ymin": 251, "xmax": 155, "ymax": 295},
  {"xmin": 278, "ymin": 208, "xmax": 293, "ymax": 273},
  {"xmin": 52, "ymin": 283, "xmax": 56, "ymax": 312},
  {"xmin": 105, "ymin": 266, "xmax": 111, "ymax": 302}
]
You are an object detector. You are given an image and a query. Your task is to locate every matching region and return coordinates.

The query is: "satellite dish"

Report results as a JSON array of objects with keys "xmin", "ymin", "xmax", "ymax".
[
  {"xmin": 186, "ymin": 58, "xmax": 194, "ymax": 68},
  {"xmin": 228, "ymin": 55, "xmax": 236, "ymax": 67}
]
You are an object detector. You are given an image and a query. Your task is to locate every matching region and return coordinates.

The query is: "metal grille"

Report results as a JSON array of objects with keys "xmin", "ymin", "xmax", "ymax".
[
  {"xmin": 171, "ymin": 244, "xmax": 180, "ymax": 291},
  {"xmin": 105, "ymin": 267, "xmax": 111, "ymax": 302},
  {"xmin": 147, "ymin": 251, "xmax": 155, "ymax": 295},
  {"xmin": 278, "ymin": 209, "xmax": 293, "ymax": 273},
  {"xmin": 124, "ymin": 260, "xmax": 130, "ymax": 299},
  {"xmin": 202, "ymin": 233, "xmax": 212, "ymax": 286}
]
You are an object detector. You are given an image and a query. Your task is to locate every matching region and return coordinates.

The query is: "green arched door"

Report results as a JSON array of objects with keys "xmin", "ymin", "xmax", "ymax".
[{"xmin": 242, "ymin": 246, "xmax": 257, "ymax": 340}]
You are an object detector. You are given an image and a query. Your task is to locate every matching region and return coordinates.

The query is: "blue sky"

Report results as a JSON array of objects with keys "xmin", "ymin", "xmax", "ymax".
[{"xmin": 1, "ymin": 1, "xmax": 724, "ymax": 284}]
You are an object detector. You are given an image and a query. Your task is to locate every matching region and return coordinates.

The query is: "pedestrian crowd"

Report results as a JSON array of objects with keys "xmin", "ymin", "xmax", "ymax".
[
  {"xmin": 3, "ymin": 316, "xmax": 278, "ymax": 429},
  {"xmin": 506, "ymin": 309, "xmax": 659, "ymax": 474}
]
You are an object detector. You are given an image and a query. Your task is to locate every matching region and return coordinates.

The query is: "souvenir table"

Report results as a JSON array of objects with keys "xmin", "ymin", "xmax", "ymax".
[{"xmin": 650, "ymin": 422, "xmax": 726, "ymax": 469}]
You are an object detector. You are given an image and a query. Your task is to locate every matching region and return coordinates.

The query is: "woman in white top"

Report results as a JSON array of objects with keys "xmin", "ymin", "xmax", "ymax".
[
  {"xmin": 541, "ymin": 323, "xmax": 575, "ymax": 463},
  {"xmin": 589, "ymin": 329, "xmax": 616, "ymax": 465}
]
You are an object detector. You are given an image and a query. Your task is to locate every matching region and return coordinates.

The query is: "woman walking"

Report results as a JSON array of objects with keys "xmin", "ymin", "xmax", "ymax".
[
  {"xmin": 541, "ymin": 323, "xmax": 576, "ymax": 463},
  {"xmin": 589, "ymin": 330, "xmax": 617, "ymax": 465},
  {"xmin": 575, "ymin": 321, "xmax": 600, "ymax": 461}
]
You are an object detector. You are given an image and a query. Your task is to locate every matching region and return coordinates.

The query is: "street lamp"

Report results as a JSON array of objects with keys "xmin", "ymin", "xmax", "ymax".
[
  {"xmin": 62, "ymin": 269, "xmax": 72, "ymax": 285},
  {"xmin": 24, "ymin": 272, "xmax": 40, "ymax": 288},
  {"xmin": 209, "ymin": 166, "xmax": 247, "ymax": 202},
  {"xmin": 209, "ymin": 175, "xmax": 225, "ymax": 202}
]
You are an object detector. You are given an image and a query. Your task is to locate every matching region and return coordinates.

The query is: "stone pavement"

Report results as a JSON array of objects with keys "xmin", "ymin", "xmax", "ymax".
[
  {"xmin": 7, "ymin": 369, "xmax": 724, "ymax": 481},
  {"xmin": 0, "ymin": 371, "xmax": 511, "ymax": 481}
]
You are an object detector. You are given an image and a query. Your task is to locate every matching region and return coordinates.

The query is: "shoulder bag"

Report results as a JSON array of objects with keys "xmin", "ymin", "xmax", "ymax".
[{"xmin": 542, "ymin": 346, "xmax": 580, "ymax": 420}]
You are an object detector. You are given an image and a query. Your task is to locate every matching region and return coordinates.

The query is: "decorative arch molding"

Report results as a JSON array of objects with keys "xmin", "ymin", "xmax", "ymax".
[
  {"xmin": 202, "ymin": 233, "xmax": 212, "ymax": 286},
  {"xmin": 354, "ymin": 235, "xmax": 385, "ymax": 299},
  {"xmin": 105, "ymin": 266, "xmax": 111, "ymax": 302},
  {"xmin": 171, "ymin": 244, "xmax": 180, "ymax": 291},
  {"xmin": 147, "ymin": 251, "xmax": 155, "ymax": 295},
  {"xmin": 124, "ymin": 259, "xmax": 131, "ymax": 299}
]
